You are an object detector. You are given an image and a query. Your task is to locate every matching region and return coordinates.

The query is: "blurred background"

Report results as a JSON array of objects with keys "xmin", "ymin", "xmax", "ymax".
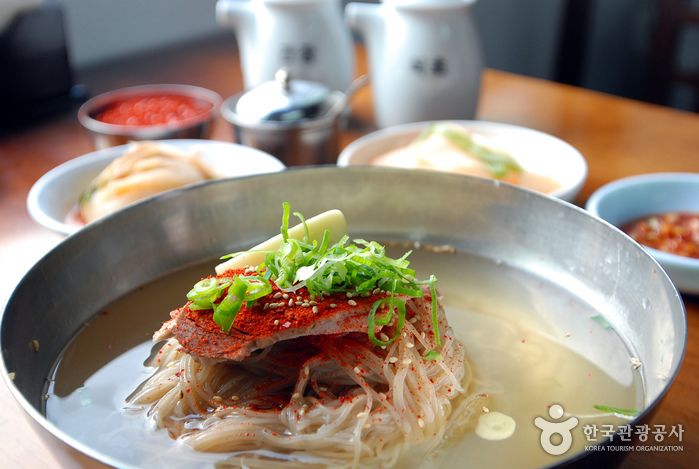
[
  {"xmin": 48, "ymin": 0, "xmax": 699, "ymax": 110},
  {"xmin": 1, "ymin": 0, "xmax": 698, "ymax": 124}
]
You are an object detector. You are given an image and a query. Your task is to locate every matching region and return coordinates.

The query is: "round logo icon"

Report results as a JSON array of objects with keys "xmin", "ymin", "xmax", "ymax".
[{"xmin": 534, "ymin": 404, "xmax": 579, "ymax": 456}]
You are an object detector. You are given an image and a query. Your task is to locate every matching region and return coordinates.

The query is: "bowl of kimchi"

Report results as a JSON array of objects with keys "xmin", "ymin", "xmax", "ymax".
[{"xmin": 586, "ymin": 172, "xmax": 699, "ymax": 294}]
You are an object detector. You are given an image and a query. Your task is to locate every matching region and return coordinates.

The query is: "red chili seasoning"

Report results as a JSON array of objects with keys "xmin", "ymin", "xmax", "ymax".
[
  {"xmin": 622, "ymin": 212, "xmax": 699, "ymax": 259},
  {"xmin": 95, "ymin": 94, "xmax": 212, "ymax": 126}
]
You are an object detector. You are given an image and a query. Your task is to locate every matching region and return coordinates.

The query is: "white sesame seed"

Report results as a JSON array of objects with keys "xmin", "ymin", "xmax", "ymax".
[
  {"xmin": 274, "ymin": 319, "xmax": 280, "ymax": 326},
  {"xmin": 373, "ymin": 288, "xmax": 380, "ymax": 295},
  {"xmin": 380, "ymin": 332, "xmax": 390, "ymax": 342},
  {"xmin": 231, "ymin": 395, "xmax": 239, "ymax": 401},
  {"xmin": 402, "ymin": 358, "xmax": 412, "ymax": 366},
  {"xmin": 288, "ymin": 298, "xmax": 294, "ymax": 307},
  {"xmin": 273, "ymin": 292, "xmax": 282, "ymax": 299},
  {"xmin": 283, "ymin": 293, "xmax": 289, "ymax": 299},
  {"xmin": 212, "ymin": 395, "xmax": 222, "ymax": 402},
  {"xmin": 409, "ymin": 317, "xmax": 418, "ymax": 324},
  {"xmin": 482, "ymin": 406, "xmax": 490, "ymax": 413},
  {"xmin": 388, "ymin": 357, "xmax": 398, "ymax": 363},
  {"xmin": 263, "ymin": 303, "xmax": 269, "ymax": 310},
  {"xmin": 380, "ymin": 346, "xmax": 386, "ymax": 350},
  {"xmin": 283, "ymin": 321, "xmax": 291, "ymax": 328},
  {"xmin": 312, "ymin": 306, "xmax": 319, "ymax": 314},
  {"xmin": 295, "ymin": 301, "xmax": 303, "ymax": 306},
  {"xmin": 417, "ymin": 418, "xmax": 425, "ymax": 428},
  {"xmin": 346, "ymin": 292, "xmax": 354, "ymax": 298},
  {"xmin": 348, "ymin": 299, "xmax": 357, "ymax": 306},
  {"xmin": 309, "ymin": 300, "xmax": 317, "ymax": 306},
  {"xmin": 354, "ymin": 366, "xmax": 362, "ymax": 374},
  {"xmin": 406, "ymin": 342, "xmax": 414, "ymax": 349},
  {"xmin": 302, "ymin": 302, "xmax": 310, "ymax": 307},
  {"xmin": 330, "ymin": 304, "xmax": 337, "ymax": 308}
]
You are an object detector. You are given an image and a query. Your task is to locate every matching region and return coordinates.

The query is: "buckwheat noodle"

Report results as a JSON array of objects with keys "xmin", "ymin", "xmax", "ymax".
[{"xmin": 127, "ymin": 296, "xmax": 486, "ymax": 468}]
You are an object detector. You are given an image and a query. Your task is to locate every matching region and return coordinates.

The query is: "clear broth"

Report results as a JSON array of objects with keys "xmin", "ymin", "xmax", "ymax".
[{"xmin": 46, "ymin": 249, "xmax": 643, "ymax": 468}]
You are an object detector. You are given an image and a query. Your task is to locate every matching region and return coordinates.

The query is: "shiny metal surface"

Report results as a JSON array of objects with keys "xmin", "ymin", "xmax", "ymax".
[
  {"xmin": 0, "ymin": 167, "xmax": 686, "ymax": 467},
  {"xmin": 222, "ymin": 90, "xmax": 345, "ymax": 166},
  {"xmin": 234, "ymin": 69, "xmax": 334, "ymax": 123},
  {"xmin": 78, "ymin": 84, "xmax": 222, "ymax": 150}
]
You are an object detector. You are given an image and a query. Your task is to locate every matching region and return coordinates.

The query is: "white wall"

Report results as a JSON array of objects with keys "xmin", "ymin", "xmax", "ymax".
[{"xmin": 61, "ymin": 0, "xmax": 221, "ymax": 66}]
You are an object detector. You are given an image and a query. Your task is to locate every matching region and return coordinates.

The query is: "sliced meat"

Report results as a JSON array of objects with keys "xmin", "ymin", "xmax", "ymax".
[{"xmin": 156, "ymin": 270, "xmax": 391, "ymax": 361}]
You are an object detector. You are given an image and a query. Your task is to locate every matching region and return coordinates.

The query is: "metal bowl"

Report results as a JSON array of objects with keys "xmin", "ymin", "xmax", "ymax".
[
  {"xmin": 78, "ymin": 84, "xmax": 222, "ymax": 149},
  {"xmin": 0, "ymin": 167, "xmax": 686, "ymax": 467}
]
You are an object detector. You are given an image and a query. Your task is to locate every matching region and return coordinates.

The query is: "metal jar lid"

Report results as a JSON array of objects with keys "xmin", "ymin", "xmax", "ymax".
[{"xmin": 228, "ymin": 69, "xmax": 336, "ymax": 126}]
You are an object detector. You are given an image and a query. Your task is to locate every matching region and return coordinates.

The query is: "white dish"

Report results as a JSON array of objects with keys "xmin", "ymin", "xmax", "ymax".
[
  {"xmin": 337, "ymin": 120, "xmax": 587, "ymax": 202},
  {"xmin": 27, "ymin": 140, "xmax": 285, "ymax": 235},
  {"xmin": 586, "ymin": 172, "xmax": 699, "ymax": 294}
]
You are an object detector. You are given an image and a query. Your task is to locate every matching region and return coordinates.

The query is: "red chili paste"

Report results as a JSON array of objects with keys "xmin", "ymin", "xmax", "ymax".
[{"xmin": 622, "ymin": 212, "xmax": 699, "ymax": 259}]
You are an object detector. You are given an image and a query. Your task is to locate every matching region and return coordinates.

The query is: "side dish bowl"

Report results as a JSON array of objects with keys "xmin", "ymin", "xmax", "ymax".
[
  {"xmin": 27, "ymin": 140, "xmax": 285, "ymax": 236},
  {"xmin": 78, "ymin": 84, "xmax": 222, "ymax": 149},
  {"xmin": 337, "ymin": 120, "xmax": 587, "ymax": 202},
  {"xmin": 3, "ymin": 167, "xmax": 685, "ymax": 468},
  {"xmin": 586, "ymin": 172, "xmax": 699, "ymax": 294}
]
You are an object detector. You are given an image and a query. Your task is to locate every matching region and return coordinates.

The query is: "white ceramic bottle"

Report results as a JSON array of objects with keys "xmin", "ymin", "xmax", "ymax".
[
  {"xmin": 217, "ymin": 0, "xmax": 355, "ymax": 92},
  {"xmin": 346, "ymin": 0, "xmax": 483, "ymax": 128}
]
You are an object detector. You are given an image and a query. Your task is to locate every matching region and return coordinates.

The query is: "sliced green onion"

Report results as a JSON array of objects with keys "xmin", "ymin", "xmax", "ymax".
[
  {"xmin": 439, "ymin": 126, "xmax": 522, "ymax": 179},
  {"xmin": 213, "ymin": 276, "xmax": 248, "ymax": 333},
  {"xmin": 293, "ymin": 211, "xmax": 310, "ymax": 242},
  {"xmin": 280, "ymin": 201, "xmax": 291, "ymax": 241},
  {"xmin": 368, "ymin": 298, "xmax": 406, "ymax": 347},
  {"xmin": 189, "ymin": 203, "xmax": 444, "ymax": 360},
  {"xmin": 429, "ymin": 275, "xmax": 441, "ymax": 347},
  {"xmin": 592, "ymin": 405, "xmax": 639, "ymax": 417},
  {"xmin": 424, "ymin": 350, "xmax": 443, "ymax": 361},
  {"xmin": 187, "ymin": 278, "xmax": 231, "ymax": 309},
  {"xmin": 240, "ymin": 275, "xmax": 273, "ymax": 301}
]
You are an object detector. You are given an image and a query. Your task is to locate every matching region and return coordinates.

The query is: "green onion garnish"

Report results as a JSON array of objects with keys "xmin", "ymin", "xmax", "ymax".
[
  {"xmin": 188, "ymin": 202, "xmax": 443, "ymax": 353},
  {"xmin": 592, "ymin": 405, "xmax": 639, "ymax": 417},
  {"xmin": 419, "ymin": 124, "xmax": 522, "ymax": 179}
]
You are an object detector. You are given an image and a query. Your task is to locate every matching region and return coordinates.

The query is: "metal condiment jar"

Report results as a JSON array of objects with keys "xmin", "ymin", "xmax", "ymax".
[{"xmin": 222, "ymin": 69, "xmax": 346, "ymax": 166}]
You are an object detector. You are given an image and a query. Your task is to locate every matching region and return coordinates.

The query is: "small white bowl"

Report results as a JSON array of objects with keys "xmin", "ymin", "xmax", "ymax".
[
  {"xmin": 586, "ymin": 172, "xmax": 699, "ymax": 294},
  {"xmin": 27, "ymin": 140, "xmax": 285, "ymax": 235},
  {"xmin": 337, "ymin": 120, "xmax": 587, "ymax": 202}
]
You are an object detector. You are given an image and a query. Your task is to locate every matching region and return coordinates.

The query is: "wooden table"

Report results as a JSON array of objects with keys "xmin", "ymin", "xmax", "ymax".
[{"xmin": 1, "ymin": 35, "xmax": 697, "ymax": 468}]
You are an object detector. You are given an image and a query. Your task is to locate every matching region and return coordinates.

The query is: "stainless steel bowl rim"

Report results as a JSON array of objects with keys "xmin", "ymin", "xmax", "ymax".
[
  {"xmin": 77, "ymin": 84, "xmax": 223, "ymax": 137},
  {"xmin": 0, "ymin": 167, "xmax": 687, "ymax": 468}
]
